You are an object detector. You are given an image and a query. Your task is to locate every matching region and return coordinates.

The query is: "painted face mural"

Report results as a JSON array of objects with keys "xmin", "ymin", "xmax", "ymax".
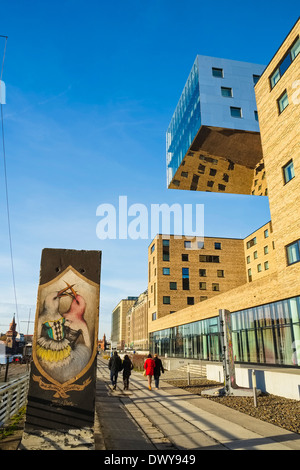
[{"xmin": 33, "ymin": 266, "xmax": 98, "ymax": 385}]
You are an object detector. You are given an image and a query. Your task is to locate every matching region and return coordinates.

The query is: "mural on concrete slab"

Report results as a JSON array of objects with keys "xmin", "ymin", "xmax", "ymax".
[{"xmin": 32, "ymin": 265, "xmax": 98, "ymax": 396}]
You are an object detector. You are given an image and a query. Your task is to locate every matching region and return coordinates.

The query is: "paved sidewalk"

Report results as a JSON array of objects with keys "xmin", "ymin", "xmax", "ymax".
[{"xmin": 95, "ymin": 358, "xmax": 300, "ymax": 451}]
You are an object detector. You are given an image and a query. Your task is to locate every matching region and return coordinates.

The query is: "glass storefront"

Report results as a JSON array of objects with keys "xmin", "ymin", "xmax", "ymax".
[{"xmin": 149, "ymin": 296, "xmax": 300, "ymax": 367}]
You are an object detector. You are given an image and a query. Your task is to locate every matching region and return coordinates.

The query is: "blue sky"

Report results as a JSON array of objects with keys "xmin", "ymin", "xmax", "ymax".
[{"xmin": 0, "ymin": 1, "xmax": 298, "ymax": 338}]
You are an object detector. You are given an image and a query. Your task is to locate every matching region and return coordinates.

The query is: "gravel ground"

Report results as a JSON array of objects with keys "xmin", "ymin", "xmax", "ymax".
[{"xmin": 165, "ymin": 377, "xmax": 300, "ymax": 435}]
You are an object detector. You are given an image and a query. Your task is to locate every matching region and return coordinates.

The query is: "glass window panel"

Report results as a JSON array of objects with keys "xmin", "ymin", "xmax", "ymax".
[
  {"xmin": 278, "ymin": 91, "xmax": 289, "ymax": 113},
  {"xmin": 283, "ymin": 160, "xmax": 295, "ymax": 183},
  {"xmin": 270, "ymin": 68, "xmax": 280, "ymax": 88},
  {"xmin": 230, "ymin": 106, "xmax": 242, "ymax": 118},
  {"xmin": 286, "ymin": 241, "xmax": 300, "ymax": 265},
  {"xmin": 221, "ymin": 87, "xmax": 232, "ymax": 97},
  {"xmin": 279, "ymin": 53, "xmax": 292, "ymax": 76},
  {"xmin": 291, "ymin": 37, "xmax": 300, "ymax": 60}
]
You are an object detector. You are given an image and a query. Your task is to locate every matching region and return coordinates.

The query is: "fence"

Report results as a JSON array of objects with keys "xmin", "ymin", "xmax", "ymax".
[{"xmin": 0, "ymin": 374, "xmax": 29, "ymax": 427}]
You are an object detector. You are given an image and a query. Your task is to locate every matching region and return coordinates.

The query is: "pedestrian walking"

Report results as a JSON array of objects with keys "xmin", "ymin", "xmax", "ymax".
[
  {"xmin": 153, "ymin": 353, "xmax": 164, "ymax": 389},
  {"xmin": 144, "ymin": 354, "xmax": 155, "ymax": 390},
  {"xmin": 122, "ymin": 354, "xmax": 133, "ymax": 390},
  {"xmin": 108, "ymin": 351, "xmax": 122, "ymax": 390}
]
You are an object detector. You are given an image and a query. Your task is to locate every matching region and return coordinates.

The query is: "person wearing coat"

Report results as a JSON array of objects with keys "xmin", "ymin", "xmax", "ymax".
[
  {"xmin": 108, "ymin": 351, "xmax": 122, "ymax": 390},
  {"xmin": 144, "ymin": 354, "xmax": 155, "ymax": 390},
  {"xmin": 122, "ymin": 354, "xmax": 133, "ymax": 390},
  {"xmin": 153, "ymin": 353, "xmax": 164, "ymax": 389}
]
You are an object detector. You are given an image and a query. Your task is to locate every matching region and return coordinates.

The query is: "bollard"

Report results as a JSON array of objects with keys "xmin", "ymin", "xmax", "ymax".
[
  {"xmin": 252, "ymin": 369, "xmax": 257, "ymax": 408},
  {"xmin": 187, "ymin": 363, "xmax": 191, "ymax": 386}
]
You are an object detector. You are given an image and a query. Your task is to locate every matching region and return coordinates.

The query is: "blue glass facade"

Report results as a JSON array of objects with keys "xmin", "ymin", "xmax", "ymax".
[
  {"xmin": 166, "ymin": 58, "xmax": 201, "ymax": 185},
  {"xmin": 149, "ymin": 296, "xmax": 300, "ymax": 367}
]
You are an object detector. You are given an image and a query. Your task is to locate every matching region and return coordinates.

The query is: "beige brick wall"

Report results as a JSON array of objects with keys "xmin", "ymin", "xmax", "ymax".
[
  {"xmin": 255, "ymin": 19, "xmax": 300, "ymax": 282},
  {"xmin": 244, "ymin": 221, "xmax": 277, "ymax": 282}
]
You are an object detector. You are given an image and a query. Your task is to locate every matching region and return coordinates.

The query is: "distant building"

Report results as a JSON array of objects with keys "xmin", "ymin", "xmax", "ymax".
[
  {"xmin": 126, "ymin": 290, "xmax": 148, "ymax": 350},
  {"xmin": 111, "ymin": 297, "xmax": 138, "ymax": 350}
]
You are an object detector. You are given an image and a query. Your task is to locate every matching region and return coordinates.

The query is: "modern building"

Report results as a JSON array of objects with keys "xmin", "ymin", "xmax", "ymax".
[
  {"xmin": 149, "ymin": 19, "xmax": 300, "ymax": 397},
  {"xmin": 148, "ymin": 234, "xmax": 247, "ymax": 321},
  {"xmin": 166, "ymin": 55, "xmax": 266, "ymax": 195},
  {"xmin": 126, "ymin": 290, "xmax": 148, "ymax": 351},
  {"xmin": 111, "ymin": 297, "xmax": 138, "ymax": 350}
]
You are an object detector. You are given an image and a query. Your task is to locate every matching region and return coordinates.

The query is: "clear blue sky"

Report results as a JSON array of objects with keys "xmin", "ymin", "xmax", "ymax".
[{"xmin": 0, "ymin": 1, "xmax": 298, "ymax": 338}]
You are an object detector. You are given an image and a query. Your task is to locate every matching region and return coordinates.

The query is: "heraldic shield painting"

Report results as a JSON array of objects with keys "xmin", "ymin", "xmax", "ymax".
[{"xmin": 33, "ymin": 265, "xmax": 99, "ymax": 388}]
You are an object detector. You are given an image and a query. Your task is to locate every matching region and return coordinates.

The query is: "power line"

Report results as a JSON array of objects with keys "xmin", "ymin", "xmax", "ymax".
[{"xmin": 0, "ymin": 35, "xmax": 20, "ymax": 333}]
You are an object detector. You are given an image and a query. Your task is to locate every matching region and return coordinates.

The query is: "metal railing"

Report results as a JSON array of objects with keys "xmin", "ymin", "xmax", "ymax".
[{"xmin": 0, "ymin": 374, "xmax": 29, "ymax": 427}]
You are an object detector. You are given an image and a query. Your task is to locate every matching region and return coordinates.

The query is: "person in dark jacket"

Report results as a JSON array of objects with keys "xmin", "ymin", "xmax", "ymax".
[
  {"xmin": 108, "ymin": 351, "xmax": 122, "ymax": 390},
  {"xmin": 153, "ymin": 353, "xmax": 164, "ymax": 389},
  {"xmin": 122, "ymin": 354, "xmax": 133, "ymax": 390}
]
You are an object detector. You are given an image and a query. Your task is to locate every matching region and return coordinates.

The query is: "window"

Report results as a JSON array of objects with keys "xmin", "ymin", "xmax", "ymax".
[
  {"xmin": 212, "ymin": 283, "xmax": 220, "ymax": 291},
  {"xmin": 184, "ymin": 241, "xmax": 192, "ymax": 249},
  {"xmin": 152, "ymin": 312, "xmax": 156, "ymax": 321},
  {"xmin": 254, "ymin": 111, "xmax": 259, "ymax": 121},
  {"xmin": 286, "ymin": 240, "xmax": 300, "ymax": 265},
  {"xmin": 247, "ymin": 255, "xmax": 251, "ymax": 264},
  {"xmin": 247, "ymin": 237, "xmax": 257, "ymax": 249},
  {"xmin": 212, "ymin": 67, "xmax": 223, "ymax": 78},
  {"xmin": 277, "ymin": 90, "xmax": 289, "ymax": 114},
  {"xmin": 264, "ymin": 261, "xmax": 269, "ymax": 270},
  {"xmin": 163, "ymin": 239, "xmax": 170, "ymax": 261},
  {"xmin": 182, "ymin": 254, "xmax": 189, "ymax": 261},
  {"xmin": 291, "ymin": 37, "xmax": 300, "ymax": 60},
  {"xmin": 199, "ymin": 282, "xmax": 207, "ymax": 290},
  {"xmin": 199, "ymin": 255, "xmax": 220, "ymax": 263},
  {"xmin": 257, "ymin": 264, "xmax": 262, "ymax": 273},
  {"xmin": 163, "ymin": 268, "xmax": 170, "ymax": 275},
  {"xmin": 199, "ymin": 269, "xmax": 206, "ymax": 277},
  {"xmin": 253, "ymin": 75, "xmax": 260, "ymax": 85},
  {"xmin": 248, "ymin": 268, "xmax": 252, "ymax": 282},
  {"xmin": 217, "ymin": 270, "xmax": 224, "ymax": 278},
  {"xmin": 209, "ymin": 168, "xmax": 217, "ymax": 176},
  {"xmin": 169, "ymin": 282, "xmax": 177, "ymax": 290},
  {"xmin": 181, "ymin": 171, "xmax": 188, "ymax": 178},
  {"xmin": 221, "ymin": 87, "xmax": 233, "ymax": 97},
  {"xmin": 197, "ymin": 241, "xmax": 204, "ymax": 249},
  {"xmin": 264, "ymin": 229, "xmax": 269, "ymax": 238},
  {"xmin": 151, "ymin": 244, "xmax": 155, "ymax": 253},
  {"xmin": 187, "ymin": 297, "xmax": 194, "ymax": 305},
  {"xmin": 214, "ymin": 242, "xmax": 222, "ymax": 250},
  {"xmin": 264, "ymin": 246, "xmax": 269, "ymax": 255},
  {"xmin": 182, "ymin": 268, "xmax": 189, "ymax": 277},
  {"xmin": 270, "ymin": 37, "xmax": 300, "ymax": 89},
  {"xmin": 163, "ymin": 296, "xmax": 170, "ymax": 304},
  {"xmin": 200, "ymin": 296, "xmax": 208, "ymax": 302},
  {"xmin": 182, "ymin": 267, "xmax": 189, "ymax": 290},
  {"xmin": 253, "ymin": 251, "xmax": 258, "ymax": 260},
  {"xmin": 283, "ymin": 160, "xmax": 295, "ymax": 184},
  {"xmin": 230, "ymin": 107, "xmax": 242, "ymax": 118}
]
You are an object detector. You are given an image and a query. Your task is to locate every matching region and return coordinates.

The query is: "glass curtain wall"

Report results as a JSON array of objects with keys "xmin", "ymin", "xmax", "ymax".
[
  {"xmin": 149, "ymin": 296, "xmax": 300, "ymax": 367},
  {"xmin": 166, "ymin": 57, "xmax": 201, "ymax": 186}
]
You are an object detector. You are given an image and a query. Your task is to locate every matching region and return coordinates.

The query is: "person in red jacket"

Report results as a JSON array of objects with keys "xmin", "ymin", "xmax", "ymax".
[{"xmin": 144, "ymin": 354, "xmax": 155, "ymax": 390}]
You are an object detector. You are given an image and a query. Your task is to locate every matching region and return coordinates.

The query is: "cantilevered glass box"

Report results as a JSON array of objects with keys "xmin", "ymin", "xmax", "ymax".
[{"xmin": 166, "ymin": 56, "xmax": 266, "ymax": 195}]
